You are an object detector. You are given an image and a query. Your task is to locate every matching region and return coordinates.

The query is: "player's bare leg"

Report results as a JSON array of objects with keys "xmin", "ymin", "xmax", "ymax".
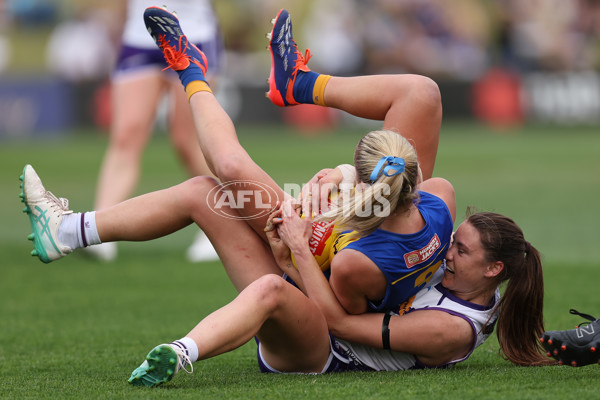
[
  {"xmin": 144, "ymin": 6, "xmax": 286, "ymax": 239},
  {"xmin": 129, "ymin": 273, "xmax": 330, "ymax": 386},
  {"xmin": 265, "ymin": 9, "xmax": 441, "ymax": 180},
  {"xmin": 95, "ymin": 175, "xmax": 292, "ymax": 290},
  {"xmin": 321, "ymin": 75, "xmax": 441, "ymax": 180},
  {"xmin": 87, "ymin": 72, "xmax": 165, "ymax": 261},
  {"xmin": 167, "ymin": 77, "xmax": 220, "ymax": 262}
]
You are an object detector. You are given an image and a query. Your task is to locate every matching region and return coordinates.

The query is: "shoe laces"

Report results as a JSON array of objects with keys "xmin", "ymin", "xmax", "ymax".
[
  {"xmin": 45, "ymin": 191, "xmax": 73, "ymax": 216},
  {"xmin": 569, "ymin": 308, "xmax": 597, "ymax": 327},
  {"xmin": 170, "ymin": 345, "xmax": 194, "ymax": 374},
  {"xmin": 158, "ymin": 34, "xmax": 191, "ymax": 71},
  {"xmin": 292, "ymin": 48, "xmax": 312, "ymax": 77}
]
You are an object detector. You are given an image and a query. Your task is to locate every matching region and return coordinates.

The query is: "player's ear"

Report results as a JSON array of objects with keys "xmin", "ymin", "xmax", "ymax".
[{"xmin": 485, "ymin": 261, "xmax": 504, "ymax": 278}]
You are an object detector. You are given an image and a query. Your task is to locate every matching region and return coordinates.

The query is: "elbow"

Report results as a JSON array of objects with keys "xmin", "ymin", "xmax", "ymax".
[
  {"xmin": 326, "ymin": 316, "xmax": 348, "ymax": 339},
  {"xmin": 328, "ymin": 326, "xmax": 344, "ymax": 339},
  {"xmin": 314, "ymin": 305, "xmax": 348, "ymax": 338}
]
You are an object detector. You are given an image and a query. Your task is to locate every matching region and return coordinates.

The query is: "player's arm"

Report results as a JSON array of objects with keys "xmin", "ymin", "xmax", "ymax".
[
  {"xmin": 322, "ymin": 302, "xmax": 474, "ymax": 366},
  {"xmin": 287, "ymin": 220, "xmax": 473, "ymax": 365},
  {"xmin": 328, "ymin": 248, "xmax": 387, "ymax": 314},
  {"xmin": 264, "ymin": 205, "xmax": 306, "ymax": 293},
  {"xmin": 275, "ymin": 199, "xmax": 474, "ymax": 366},
  {"xmin": 386, "ymin": 308, "xmax": 475, "ymax": 366}
]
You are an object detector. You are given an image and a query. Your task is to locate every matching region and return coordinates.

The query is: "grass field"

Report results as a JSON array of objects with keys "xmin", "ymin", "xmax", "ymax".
[{"xmin": 1, "ymin": 121, "xmax": 599, "ymax": 399}]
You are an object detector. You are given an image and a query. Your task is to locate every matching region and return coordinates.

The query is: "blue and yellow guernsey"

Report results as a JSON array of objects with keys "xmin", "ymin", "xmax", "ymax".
[{"xmin": 330, "ymin": 191, "xmax": 453, "ymax": 313}]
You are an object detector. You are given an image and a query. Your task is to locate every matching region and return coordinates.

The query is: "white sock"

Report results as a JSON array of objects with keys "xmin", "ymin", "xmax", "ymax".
[
  {"xmin": 58, "ymin": 212, "xmax": 101, "ymax": 249},
  {"xmin": 170, "ymin": 337, "xmax": 199, "ymax": 363},
  {"xmin": 82, "ymin": 212, "xmax": 101, "ymax": 246}
]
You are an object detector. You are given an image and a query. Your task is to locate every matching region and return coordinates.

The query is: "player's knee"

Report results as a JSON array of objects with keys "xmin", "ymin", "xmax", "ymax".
[
  {"xmin": 249, "ymin": 274, "xmax": 289, "ymax": 312},
  {"xmin": 212, "ymin": 152, "xmax": 248, "ymax": 183},
  {"xmin": 110, "ymin": 122, "xmax": 151, "ymax": 152},
  {"xmin": 400, "ymin": 75, "xmax": 441, "ymax": 110},
  {"xmin": 417, "ymin": 76, "xmax": 441, "ymax": 109},
  {"xmin": 180, "ymin": 175, "xmax": 221, "ymax": 209}
]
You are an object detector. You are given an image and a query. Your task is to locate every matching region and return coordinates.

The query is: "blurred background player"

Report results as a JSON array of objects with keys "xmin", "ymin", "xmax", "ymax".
[{"xmin": 85, "ymin": 0, "xmax": 223, "ymax": 262}]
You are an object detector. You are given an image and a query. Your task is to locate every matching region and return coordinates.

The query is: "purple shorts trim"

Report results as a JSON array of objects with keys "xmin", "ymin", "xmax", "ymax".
[
  {"xmin": 255, "ymin": 335, "xmax": 376, "ymax": 374},
  {"xmin": 114, "ymin": 37, "xmax": 223, "ymax": 76}
]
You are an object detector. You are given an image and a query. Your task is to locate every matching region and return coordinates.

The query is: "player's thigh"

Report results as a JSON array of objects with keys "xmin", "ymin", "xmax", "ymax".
[
  {"xmin": 110, "ymin": 71, "xmax": 165, "ymax": 143},
  {"xmin": 256, "ymin": 276, "xmax": 331, "ymax": 373},
  {"xmin": 182, "ymin": 176, "xmax": 282, "ymax": 290}
]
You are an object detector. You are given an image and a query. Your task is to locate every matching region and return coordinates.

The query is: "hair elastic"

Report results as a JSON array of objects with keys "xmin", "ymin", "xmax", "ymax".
[{"xmin": 369, "ymin": 156, "xmax": 405, "ymax": 183}]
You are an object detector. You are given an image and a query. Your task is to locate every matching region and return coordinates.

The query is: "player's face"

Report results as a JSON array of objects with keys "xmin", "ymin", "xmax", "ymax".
[{"xmin": 442, "ymin": 221, "xmax": 492, "ymax": 297}]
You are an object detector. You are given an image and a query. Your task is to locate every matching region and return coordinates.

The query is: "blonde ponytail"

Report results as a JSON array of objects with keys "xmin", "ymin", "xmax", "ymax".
[{"xmin": 317, "ymin": 130, "xmax": 419, "ymax": 237}]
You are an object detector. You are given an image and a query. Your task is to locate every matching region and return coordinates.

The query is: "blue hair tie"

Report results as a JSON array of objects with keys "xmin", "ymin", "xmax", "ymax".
[{"xmin": 369, "ymin": 156, "xmax": 405, "ymax": 183}]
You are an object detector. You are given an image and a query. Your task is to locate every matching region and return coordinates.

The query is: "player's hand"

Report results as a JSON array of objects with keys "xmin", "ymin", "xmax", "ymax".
[
  {"xmin": 300, "ymin": 168, "xmax": 342, "ymax": 214},
  {"xmin": 277, "ymin": 198, "xmax": 313, "ymax": 255},
  {"xmin": 264, "ymin": 202, "xmax": 282, "ymax": 232},
  {"xmin": 265, "ymin": 205, "xmax": 293, "ymax": 267}
]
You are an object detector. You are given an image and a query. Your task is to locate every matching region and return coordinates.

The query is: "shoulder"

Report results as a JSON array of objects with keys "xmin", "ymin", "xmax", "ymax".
[
  {"xmin": 331, "ymin": 248, "xmax": 378, "ymax": 274},
  {"xmin": 331, "ymin": 249, "xmax": 385, "ymax": 291}
]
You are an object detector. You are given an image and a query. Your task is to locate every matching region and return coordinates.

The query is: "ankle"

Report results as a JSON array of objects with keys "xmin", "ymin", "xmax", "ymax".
[
  {"xmin": 171, "ymin": 337, "xmax": 199, "ymax": 363},
  {"xmin": 312, "ymin": 74, "xmax": 331, "ymax": 106},
  {"xmin": 185, "ymin": 80, "xmax": 212, "ymax": 101},
  {"xmin": 293, "ymin": 72, "xmax": 331, "ymax": 105},
  {"xmin": 58, "ymin": 212, "xmax": 101, "ymax": 250},
  {"xmin": 178, "ymin": 66, "xmax": 207, "ymax": 88},
  {"xmin": 292, "ymin": 70, "xmax": 319, "ymax": 104}
]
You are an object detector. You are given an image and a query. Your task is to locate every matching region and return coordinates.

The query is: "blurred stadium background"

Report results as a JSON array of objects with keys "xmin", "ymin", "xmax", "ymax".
[
  {"xmin": 1, "ymin": 0, "xmax": 600, "ymax": 136},
  {"xmin": 1, "ymin": 2, "xmax": 600, "ymax": 396},
  {"xmin": 2, "ymin": 0, "xmax": 600, "ymax": 265}
]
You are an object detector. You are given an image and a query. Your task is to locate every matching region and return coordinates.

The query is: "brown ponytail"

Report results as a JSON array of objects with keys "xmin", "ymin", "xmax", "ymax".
[{"xmin": 467, "ymin": 212, "xmax": 555, "ymax": 366}]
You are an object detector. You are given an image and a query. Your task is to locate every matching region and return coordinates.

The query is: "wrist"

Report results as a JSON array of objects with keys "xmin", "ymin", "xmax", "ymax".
[{"xmin": 290, "ymin": 245, "xmax": 312, "ymax": 261}]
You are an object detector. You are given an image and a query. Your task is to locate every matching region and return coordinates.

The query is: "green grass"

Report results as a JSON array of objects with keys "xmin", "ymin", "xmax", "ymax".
[{"xmin": 1, "ymin": 122, "xmax": 599, "ymax": 399}]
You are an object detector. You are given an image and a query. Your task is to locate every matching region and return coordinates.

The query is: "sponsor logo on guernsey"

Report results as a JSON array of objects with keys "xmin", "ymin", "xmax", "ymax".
[
  {"xmin": 403, "ymin": 234, "xmax": 441, "ymax": 268},
  {"xmin": 309, "ymin": 221, "xmax": 334, "ymax": 256}
]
